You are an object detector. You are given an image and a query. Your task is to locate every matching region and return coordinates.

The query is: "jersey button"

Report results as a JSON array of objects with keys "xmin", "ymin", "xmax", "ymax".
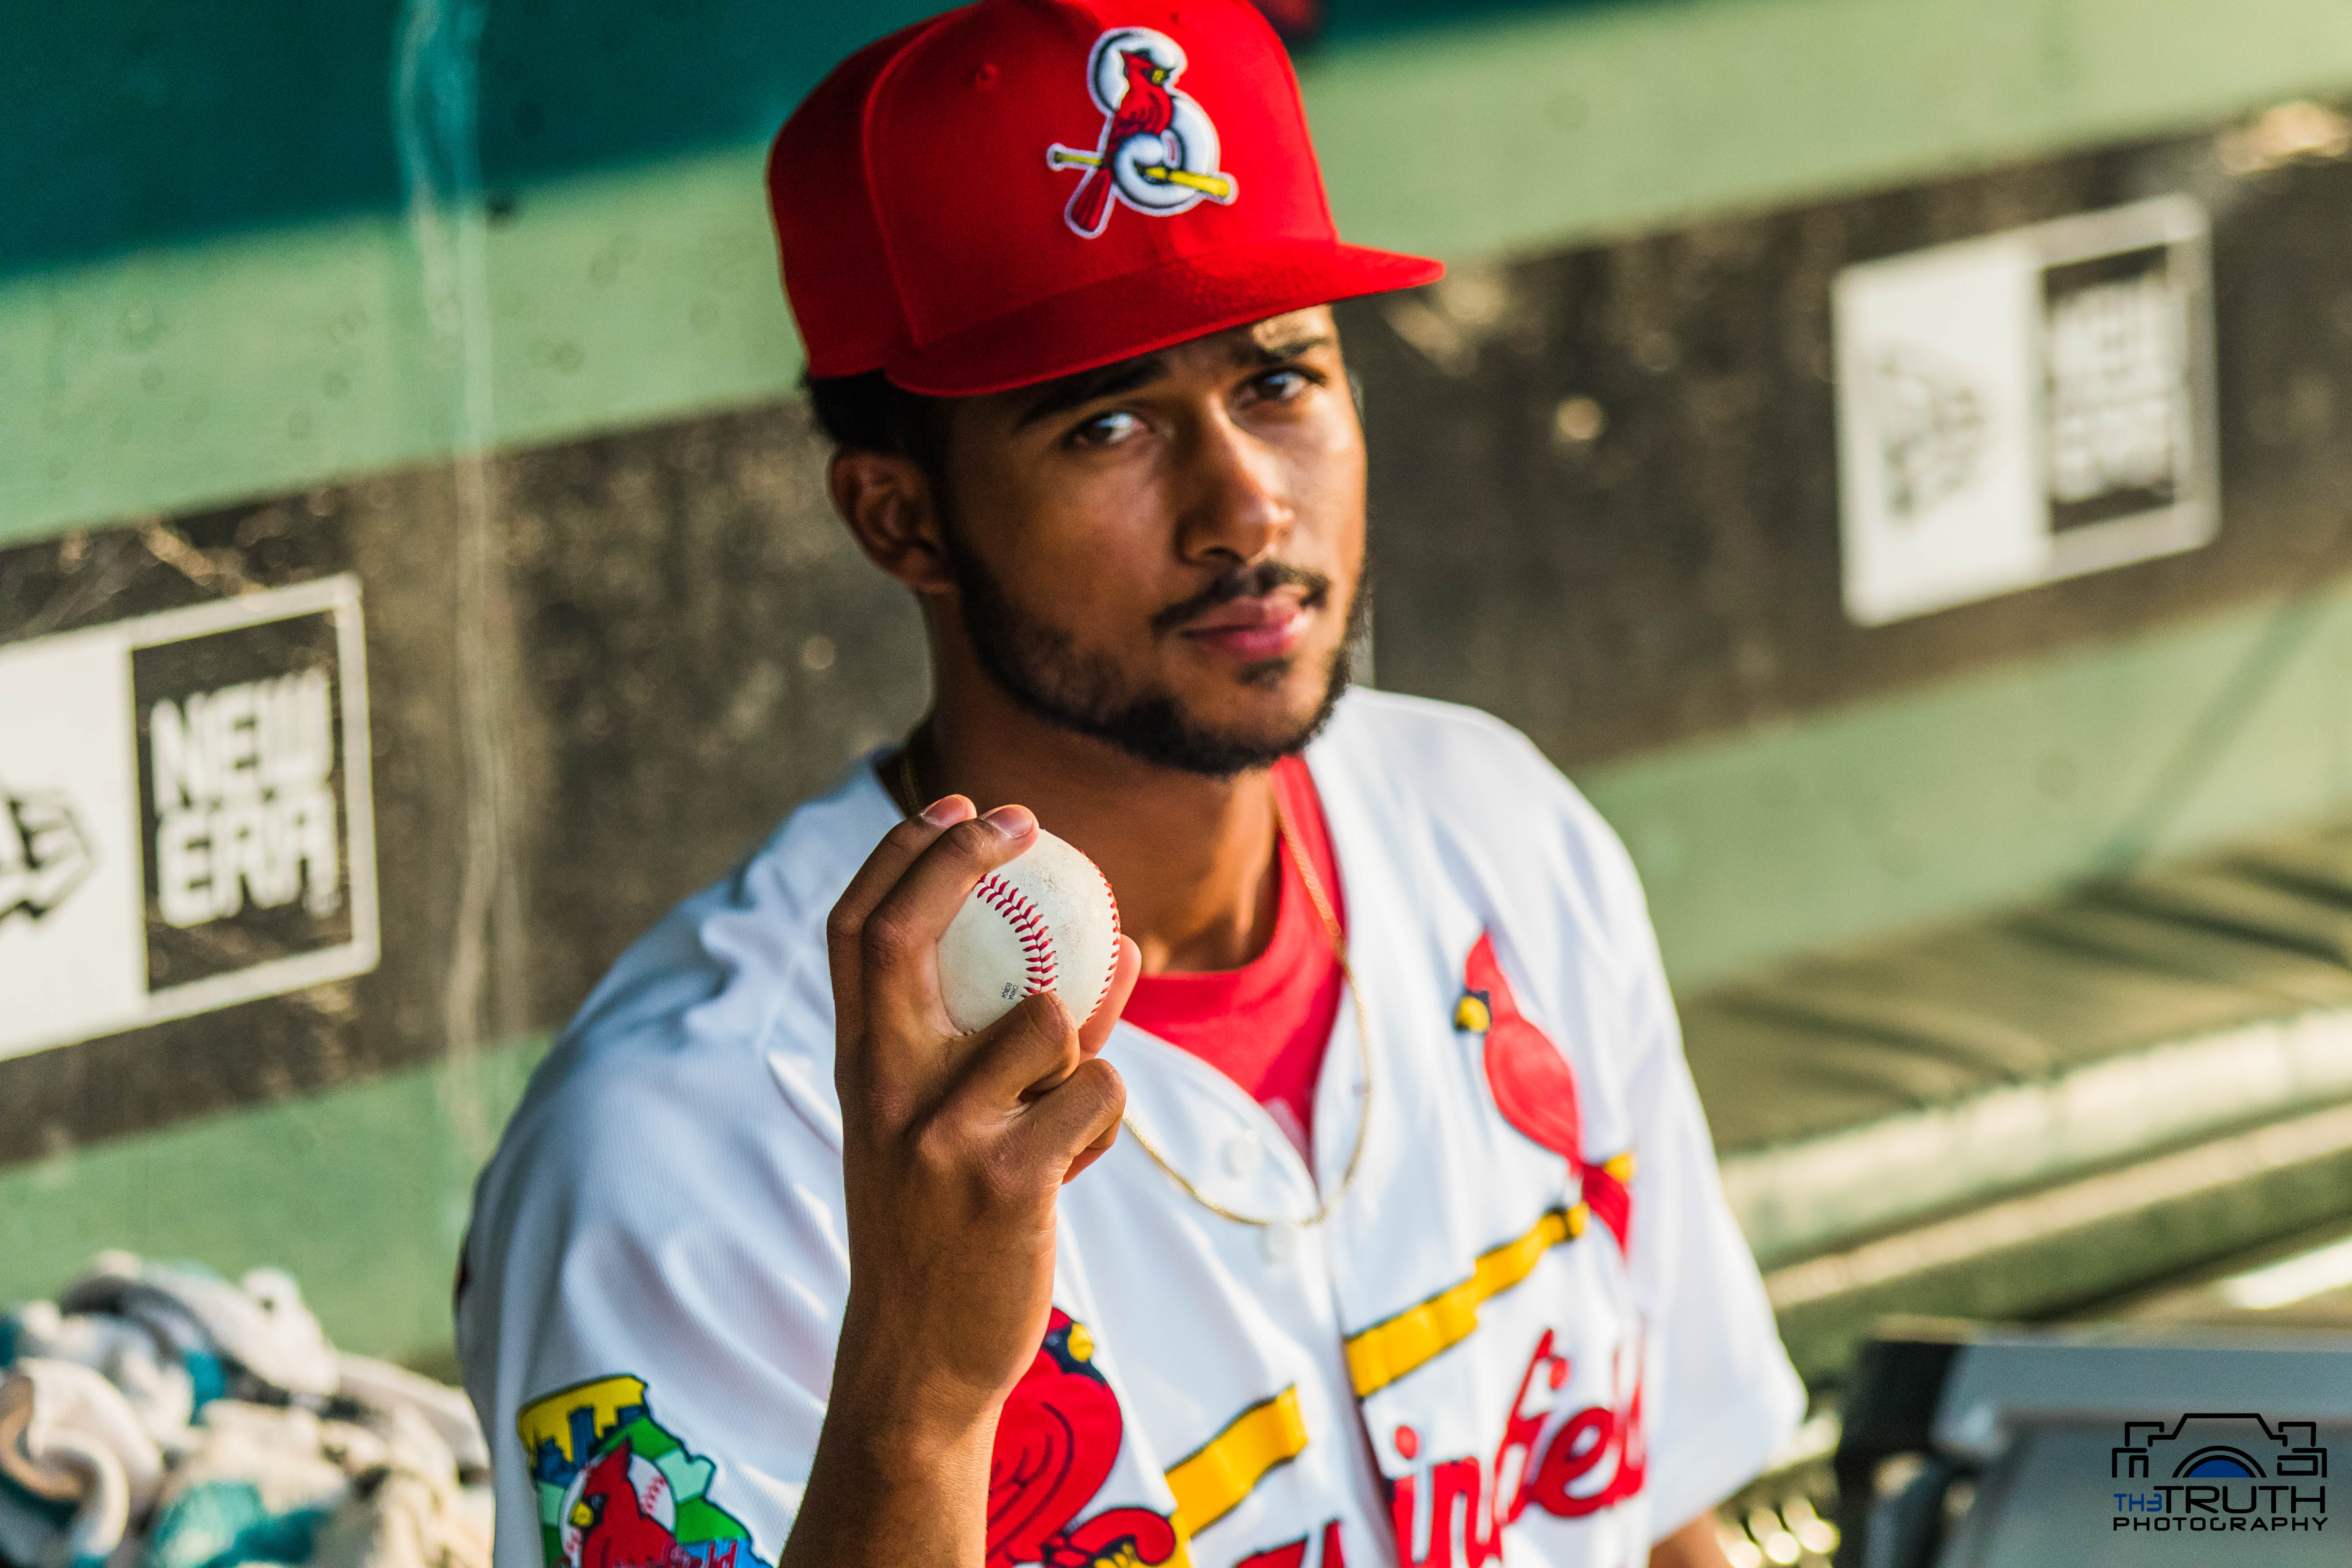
[
  {"xmin": 1259, "ymin": 1223, "xmax": 1298, "ymax": 1263},
  {"xmin": 1222, "ymin": 1131, "xmax": 1262, "ymax": 1177}
]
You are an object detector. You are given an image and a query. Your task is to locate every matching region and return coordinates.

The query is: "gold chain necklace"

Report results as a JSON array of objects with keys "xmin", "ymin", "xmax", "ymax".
[{"xmin": 880, "ymin": 735, "xmax": 1373, "ymax": 1230}]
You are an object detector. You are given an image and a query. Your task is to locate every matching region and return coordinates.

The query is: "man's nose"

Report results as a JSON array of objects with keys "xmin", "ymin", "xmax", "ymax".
[{"xmin": 1174, "ymin": 407, "xmax": 1291, "ymax": 567}]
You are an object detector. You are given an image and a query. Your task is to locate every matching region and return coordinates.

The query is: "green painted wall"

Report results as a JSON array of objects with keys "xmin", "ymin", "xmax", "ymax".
[
  {"xmin": 1308, "ymin": 0, "xmax": 2352, "ymax": 259},
  {"xmin": 1587, "ymin": 579, "xmax": 2352, "ymax": 988},
  {"xmin": 0, "ymin": 156, "xmax": 799, "ymax": 551},
  {"xmin": 0, "ymin": 1039, "xmax": 545, "ymax": 1368},
  {"xmin": 2, "ymin": 0, "xmax": 943, "ymax": 276}
]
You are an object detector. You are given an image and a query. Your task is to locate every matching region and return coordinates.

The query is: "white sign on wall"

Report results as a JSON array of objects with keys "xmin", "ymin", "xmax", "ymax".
[
  {"xmin": 0, "ymin": 576, "xmax": 378, "ymax": 1061},
  {"xmin": 1833, "ymin": 196, "xmax": 2218, "ymax": 625}
]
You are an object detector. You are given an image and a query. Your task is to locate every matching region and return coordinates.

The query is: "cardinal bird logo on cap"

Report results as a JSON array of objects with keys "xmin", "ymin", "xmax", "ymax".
[{"xmin": 1047, "ymin": 27, "xmax": 1238, "ymax": 239}]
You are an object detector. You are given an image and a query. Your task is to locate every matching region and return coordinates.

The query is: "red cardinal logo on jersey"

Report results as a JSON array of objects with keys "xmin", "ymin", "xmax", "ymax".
[
  {"xmin": 1459, "ymin": 932, "xmax": 1634, "ymax": 1252},
  {"xmin": 573, "ymin": 1443, "xmax": 682, "ymax": 1568},
  {"xmin": 1046, "ymin": 27, "xmax": 1238, "ymax": 238},
  {"xmin": 989, "ymin": 1310, "xmax": 1180, "ymax": 1568}
]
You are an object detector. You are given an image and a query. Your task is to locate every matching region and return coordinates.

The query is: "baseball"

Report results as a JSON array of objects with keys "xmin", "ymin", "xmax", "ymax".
[{"xmin": 938, "ymin": 828, "xmax": 1122, "ymax": 1034}]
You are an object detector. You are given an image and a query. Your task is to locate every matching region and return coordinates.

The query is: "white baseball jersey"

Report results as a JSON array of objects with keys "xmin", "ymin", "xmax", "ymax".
[{"xmin": 457, "ymin": 690, "xmax": 1803, "ymax": 1568}]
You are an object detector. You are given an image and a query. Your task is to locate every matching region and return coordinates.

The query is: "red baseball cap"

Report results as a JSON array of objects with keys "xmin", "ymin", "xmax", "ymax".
[{"xmin": 767, "ymin": 0, "xmax": 1443, "ymax": 397}]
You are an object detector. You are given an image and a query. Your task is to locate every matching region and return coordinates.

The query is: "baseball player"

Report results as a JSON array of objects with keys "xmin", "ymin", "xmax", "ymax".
[{"xmin": 457, "ymin": 2, "xmax": 1805, "ymax": 1567}]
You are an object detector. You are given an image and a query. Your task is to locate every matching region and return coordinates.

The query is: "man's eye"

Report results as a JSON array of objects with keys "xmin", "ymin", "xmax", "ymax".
[
  {"xmin": 1254, "ymin": 368, "xmax": 1312, "ymax": 401},
  {"xmin": 1070, "ymin": 410, "xmax": 1141, "ymax": 447}
]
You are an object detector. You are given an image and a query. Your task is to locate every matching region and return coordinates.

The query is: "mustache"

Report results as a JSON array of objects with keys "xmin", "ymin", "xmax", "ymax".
[{"xmin": 1150, "ymin": 560, "xmax": 1332, "ymax": 636}]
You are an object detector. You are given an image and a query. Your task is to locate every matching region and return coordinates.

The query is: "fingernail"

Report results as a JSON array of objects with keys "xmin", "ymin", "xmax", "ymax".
[
  {"xmin": 983, "ymin": 804, "xmax": 1036, "ymax": 838},
  {"xmin": 919, "ymin": 795, "xmax": 966, "ymax": 826}
]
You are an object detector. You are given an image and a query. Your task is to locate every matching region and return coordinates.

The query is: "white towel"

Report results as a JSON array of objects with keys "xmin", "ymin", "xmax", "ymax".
[
  {"xmin": 0, "ymin": 1358, "xmax": 167, "ymax": 1568},
  {"xmin": 5, "ymin": 1302, "xmax": 197, "ymax": 1453},
  {"xmin": 60, "ymin": 1258, "xmax": 339, "ymax": 1400}
]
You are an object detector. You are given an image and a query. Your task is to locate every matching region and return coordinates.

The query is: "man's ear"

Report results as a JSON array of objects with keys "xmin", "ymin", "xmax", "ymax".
[{"xmin": 827, "ymin": 448, "xmax": 955, "ymax": 595}]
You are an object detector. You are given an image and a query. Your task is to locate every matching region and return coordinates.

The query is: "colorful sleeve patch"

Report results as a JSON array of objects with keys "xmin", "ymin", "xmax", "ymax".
[{"xmin": 517, "ymin": 1375, "xmax": 772, "ymax": 1568}]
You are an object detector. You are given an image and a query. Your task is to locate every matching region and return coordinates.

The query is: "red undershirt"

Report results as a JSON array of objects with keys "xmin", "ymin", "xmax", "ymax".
[{"xmin": 1119, "ymin": 755, "xmax": 1345, "ymax": 1161}]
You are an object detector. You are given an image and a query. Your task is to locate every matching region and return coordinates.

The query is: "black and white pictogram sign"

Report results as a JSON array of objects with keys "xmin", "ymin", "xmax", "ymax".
[
  {"xmin": 0, "ymin": 577, "xmax": 378, "ymax": 1060},
  {"xmin": 1833, "ymin": 197, "xmax": 2218, "ymax": 625}
]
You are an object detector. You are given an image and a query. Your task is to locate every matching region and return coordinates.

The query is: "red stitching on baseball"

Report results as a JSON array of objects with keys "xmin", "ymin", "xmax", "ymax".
[
  {"xmin": 1093, "ymin": 861, "xmax": 1122, "ymax": 1011},
  {"xmin": 975, "ymin": 873, "xmax": 1058, "ymax": 995}
]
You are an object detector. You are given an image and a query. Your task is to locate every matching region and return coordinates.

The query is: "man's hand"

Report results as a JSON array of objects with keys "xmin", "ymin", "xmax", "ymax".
[{"xmin": 784, "ymin": 795, "xmax": 1142, "ymax": 1568}]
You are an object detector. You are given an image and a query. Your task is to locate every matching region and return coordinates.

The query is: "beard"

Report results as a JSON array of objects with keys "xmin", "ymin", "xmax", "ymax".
[{"xmin": 943, "ymin": 532, "xmax": 1367, "ymax": 779}]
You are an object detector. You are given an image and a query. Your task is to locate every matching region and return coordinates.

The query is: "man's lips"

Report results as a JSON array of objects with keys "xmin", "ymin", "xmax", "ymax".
[{"xmin": 1176, "ymin": 591, "xmax": 1314, "ymax": 659}]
